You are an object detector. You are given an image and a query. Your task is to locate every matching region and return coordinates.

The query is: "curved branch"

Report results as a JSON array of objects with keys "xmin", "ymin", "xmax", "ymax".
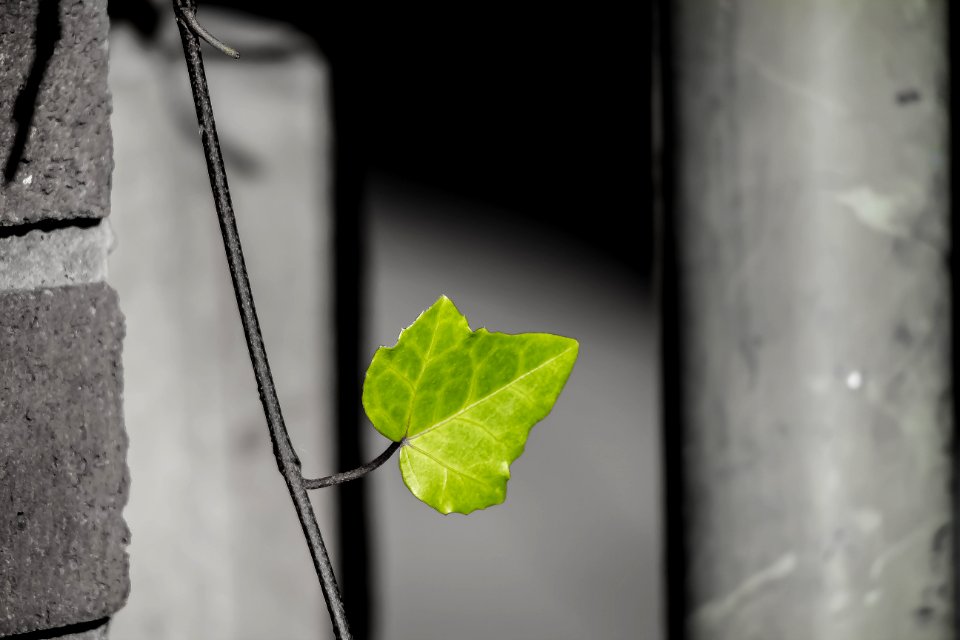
[
  {"xmin": 176, "ymin": 2, "xmax": 240, "ymax": 59},
  {"xmin": 170, "ymin": 2, "xmax": 348, "ymax": 638},
  {"xmin": 305, "ymin": 441, "xmax": 402, "ymax": 490}
]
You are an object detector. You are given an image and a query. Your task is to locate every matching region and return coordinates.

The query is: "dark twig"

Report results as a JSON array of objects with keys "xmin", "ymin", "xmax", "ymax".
[
  {"xmin": 175, "ymin": 3, "xmax": 239, "ymax": 58},
  {"xmin": 171, "ymin": 2, "xmax": 351, "ymax": 638},
  {"xmin": 305, "ymin": 441, "xmax": 402, "ymax": 490}
]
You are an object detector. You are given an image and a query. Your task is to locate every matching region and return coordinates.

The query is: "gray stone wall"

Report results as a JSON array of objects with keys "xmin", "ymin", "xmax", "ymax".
[
  {"xmin": 1, "ymin": 1, "xmax": 127, "ymax": 638},
  {"xmin": 0, "ymin": 0, "xmax": 112, "ymax": 225}
]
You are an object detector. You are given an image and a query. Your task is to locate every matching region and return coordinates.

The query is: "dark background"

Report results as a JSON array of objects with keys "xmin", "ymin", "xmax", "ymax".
[{"xmin": 108, "ymin": 1, "xmax": 652, "ymax": 275}]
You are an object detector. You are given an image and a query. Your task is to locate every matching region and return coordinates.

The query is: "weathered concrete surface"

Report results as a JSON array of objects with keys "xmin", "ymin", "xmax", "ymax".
[
  {"xmin": 0, "ymin": 283, "xmax": 129, "ymax": 636},
  {"xmin": 106, "ymin": 15, "xmax": 336, "ymax": 640},
  {"xmin": 0, "ymin": 222, "xmax": 111, "ymax": 291},
  {"xmin": 671, "ymin": 0, "xmax": 952, "ymax": 639},
  {"xmin": 0, "ymin": 0, "xmax": 112, "ymax": 225}
]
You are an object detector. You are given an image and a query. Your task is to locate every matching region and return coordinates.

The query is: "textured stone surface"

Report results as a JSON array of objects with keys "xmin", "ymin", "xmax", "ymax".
[
  {"xmin": 62, "ymin": 624, "xmax": 109, "ymax": 640},
  {"xmin": 0, "ymin": 0, "xmax": 112, "ymax": 225},
  {"xmin": 0, "ymin": 283, "xmax": 129, "ymax": 636},
  {"xmin": 3, "ymin": 618, "xmax": 110, "ymax": 640},
  {"xmin": 0, "ymin": 222, "xmax": 111, "ymax": 291}
]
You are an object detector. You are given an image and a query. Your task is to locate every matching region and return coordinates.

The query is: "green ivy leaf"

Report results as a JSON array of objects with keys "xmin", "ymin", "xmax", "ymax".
[{"xmin": 362, "ymin": 296, "xmax": 578, "ymax": 514}]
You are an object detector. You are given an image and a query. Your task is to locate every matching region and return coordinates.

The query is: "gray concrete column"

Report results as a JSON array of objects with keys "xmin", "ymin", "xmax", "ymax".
[{"xmin": 669, "ymin": 1, "xmax": 952, "ymax": 638}]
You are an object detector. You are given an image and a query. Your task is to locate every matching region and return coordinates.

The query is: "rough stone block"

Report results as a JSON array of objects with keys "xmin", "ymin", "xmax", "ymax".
[
  {"xmin": 0, "ymin": 283, "xmax": 128, "ymax": 636},
  {"xmin": 0, "ymin": 223, "xmax": 111, "ymax": 291},
  {"xmin": 62, "ymin": 623, "xmax": 109, "ymax": 640},
  {"xmin": 0, "ymin": 0, "xmax": 112, "ymax": 226},
  {"xmin": 2, "ymin": 618, "xmax": 109, "ymax": 640}
]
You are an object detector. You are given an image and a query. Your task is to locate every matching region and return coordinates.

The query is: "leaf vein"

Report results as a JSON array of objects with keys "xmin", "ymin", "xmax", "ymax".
[
  {"xmin": 510, "ymin": 384, "xmax": 536, "ymax": 404},
  {"xmin": 406, "ymin": 442, "xmax": 488, "ymax": 487},
  {"xmin": 465, "ymin": 346, "xmax": 500, "ymax": 404},
  {"xmin": 457, "ymin": 416, "xmax": 506, "ymax": 444},
  {"xmin": 420, "ymin": 308, "xmax": 443, "ymax": 369},
  {"xmin": 409, "ymin": 347, "xmax": 575, "ymax": 441},
  {"xmin": 402, "ymin": 449, "xmax": 423, "ymax": 493},
  {"xmin": 380, "ymin": 362, "xmax": 416, "ymax": 390},
  {"xmin": 404, "ymin": 307, "xmax": 445, "ymax": 435}
]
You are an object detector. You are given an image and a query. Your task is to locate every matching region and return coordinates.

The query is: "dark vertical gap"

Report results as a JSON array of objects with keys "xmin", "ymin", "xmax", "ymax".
[
  {"xmin": 328, "ymin": 49, "xmax": 374, "ymax": 640},
  {"xmin": 656, "ymin": 0, "xmax": 688, "ymax": 638},
  {"xmin": 949, "ymin": 1, "xmax": 958, "ymax": 636},
  {"xmin": 3, "ymin": 0, "xmax": 61, "ymax": 184}
]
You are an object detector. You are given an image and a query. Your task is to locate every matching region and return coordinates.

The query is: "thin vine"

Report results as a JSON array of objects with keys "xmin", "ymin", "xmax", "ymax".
[
  {"xmin": 170, "ymin": 2, "xmax": 393, "ymax": 638},
  {"xmin": 170, "ymin": 3, "xmax": 578, "ymax": 637}
]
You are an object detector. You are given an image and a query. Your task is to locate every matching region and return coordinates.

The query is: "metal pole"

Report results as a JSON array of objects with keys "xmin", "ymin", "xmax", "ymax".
[{"xmin": 666, "ymin": 1, "xmax": 952, "ymax": 638}]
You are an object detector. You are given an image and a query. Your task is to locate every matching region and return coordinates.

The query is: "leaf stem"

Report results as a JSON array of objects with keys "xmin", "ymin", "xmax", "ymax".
[
  {"xmin": 304, "ymin": 441, "xmax": 402, "ymax": 490},
  {"xmin": 171, "ymin": 2, "xmax": 351, "ymax": 638}
]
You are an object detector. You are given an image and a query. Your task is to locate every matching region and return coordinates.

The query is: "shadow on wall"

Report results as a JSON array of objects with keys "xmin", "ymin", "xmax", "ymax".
[
  {"xmin": 4, "ymin": 0, "xmax": 61, "ymax": 184},
  {"xmin": 109, "ymin": 0, "xmax": 651, "ymax": 274}
]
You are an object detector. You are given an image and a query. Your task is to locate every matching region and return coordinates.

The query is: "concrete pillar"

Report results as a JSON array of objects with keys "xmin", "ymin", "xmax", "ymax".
[
  {"xmin": 1, "ymin": 1, "xmax": 127, "ymax": 638},
  {"xmin": 667, "ymin": 1, "xmax": 952, "ymax": 638}
]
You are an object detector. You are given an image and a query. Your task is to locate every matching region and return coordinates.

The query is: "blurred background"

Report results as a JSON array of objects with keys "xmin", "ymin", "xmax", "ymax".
[
  {"xmin": 101, "ymin": 2, "xmax": 956, "ymax": 639},
  {"xmin": 105, "ymin": 3, "xmax": 653, "ymax": 640}
]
